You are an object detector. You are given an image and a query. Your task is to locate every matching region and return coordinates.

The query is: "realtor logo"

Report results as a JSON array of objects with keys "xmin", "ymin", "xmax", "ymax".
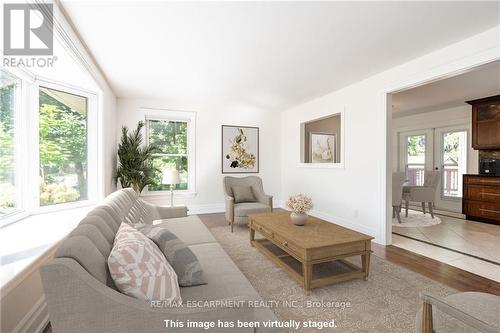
[{"xmin": 3, "ymin": 3, "xmax": 53, "ymax": 55}]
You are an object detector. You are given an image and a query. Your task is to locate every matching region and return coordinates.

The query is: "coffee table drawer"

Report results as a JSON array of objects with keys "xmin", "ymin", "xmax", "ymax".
[
  {"xmin": 273, "ymin": 233, "xmax": 303, "ymax": 258},
  {"xmin": 254, "ymin": 223, "xmax": 273, "ymax": 239}
]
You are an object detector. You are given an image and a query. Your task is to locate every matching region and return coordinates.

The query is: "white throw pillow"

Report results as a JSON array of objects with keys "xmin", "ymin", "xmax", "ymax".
[{"xmin": 108, "ymin": 222, "xmax": 182, "ymax": 304}]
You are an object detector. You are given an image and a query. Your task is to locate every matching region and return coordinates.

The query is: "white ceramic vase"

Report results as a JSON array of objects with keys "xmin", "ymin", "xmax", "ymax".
[{"xmin": 290, "ymin": 212, "xmax": 308, "ymax": 226}]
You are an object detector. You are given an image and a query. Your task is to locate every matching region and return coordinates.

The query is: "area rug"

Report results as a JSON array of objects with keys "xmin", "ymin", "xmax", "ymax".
[
  {"xmin": 392, "ymin": 209, "xmax": 442, "ymax": 227},
  {"xmin": 208, "ymin": 225, "xmax": 457, "ymax": 333}
]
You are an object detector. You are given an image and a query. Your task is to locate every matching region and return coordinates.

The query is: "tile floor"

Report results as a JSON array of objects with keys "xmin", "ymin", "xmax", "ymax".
[
  {"xmin": 393, "ymin": 212, "xmax": 500, "ymax": 264},
  {"xmin": 392, "ymin": 234, "xmax": 500, "ymax": 282}
]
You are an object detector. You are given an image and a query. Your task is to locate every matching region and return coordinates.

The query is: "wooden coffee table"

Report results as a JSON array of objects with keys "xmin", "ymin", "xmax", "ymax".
[{"xmin": 248, "ymin": 212, "xmax": 373, "ymax": 293}]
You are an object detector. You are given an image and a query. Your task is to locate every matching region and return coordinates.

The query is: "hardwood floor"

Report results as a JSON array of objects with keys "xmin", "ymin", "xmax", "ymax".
[{"xmin": 198, "ymin": 212, "xmax": 500, "ymax": 296}]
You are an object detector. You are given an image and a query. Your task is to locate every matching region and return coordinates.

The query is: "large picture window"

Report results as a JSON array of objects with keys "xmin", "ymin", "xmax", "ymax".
[
  {"xmin": 39, "ymin": 87, "xmax": 88, "ymax": 206},
  {"xmin": 0, "ymin": 68, "xmax": 97, "ymax": 226},
  {"xmin": 0, "ymin": 70, "xmax": 20, "ymax": 217}
]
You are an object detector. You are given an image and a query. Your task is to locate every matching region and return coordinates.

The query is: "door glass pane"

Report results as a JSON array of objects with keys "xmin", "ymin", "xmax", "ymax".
[
  {"xmin": 39, "ymin": 87, "xmax": 88, "ymax": 206},
  {"xmin": 442, "ymin": 131, "xmax": 467, "ymax": 198},
  {"xmin": 406, "ymin": 135, "xmax": 426, "ymax": 186},
  {"xmin": 0, "ymin": 70, "xmax": 19, "ymax": 216}
]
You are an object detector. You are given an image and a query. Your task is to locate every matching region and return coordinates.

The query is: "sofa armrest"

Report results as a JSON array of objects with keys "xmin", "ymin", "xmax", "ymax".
[
  {"xmin": 141, "ymin": 199, "xmax": 188, "ymax": 220},
  {"xmin": 225, "ymin": 196, "xmax": 234, "ymax": 222},
  {"xmin": 41, "ymin": 258, "xmax": 262, "ymax": 333}
]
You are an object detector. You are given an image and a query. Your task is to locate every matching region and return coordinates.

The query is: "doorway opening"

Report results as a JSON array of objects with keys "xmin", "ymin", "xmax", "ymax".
[{"xmin": 386, "ymin": 59, "xmax": 500, "ymax": 281}]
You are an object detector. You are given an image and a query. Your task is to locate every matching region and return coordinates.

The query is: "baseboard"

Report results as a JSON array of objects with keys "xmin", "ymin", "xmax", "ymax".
[
  {"xmin": 187, "ymin": 203, "xmax": 225, "ymax": 215},
  {"xmin": 13, "ymin": 296, "xmax": 49, "ymax": 333}
]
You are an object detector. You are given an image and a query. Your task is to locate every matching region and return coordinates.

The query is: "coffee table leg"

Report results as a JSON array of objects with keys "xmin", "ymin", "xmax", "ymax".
[
  {"xmin": 362, "ymin": 252, "xmax": 371, "ymax": 281},
  {"xmin": 303, "ymin": 262, "xmax": 312, "ymax": 294},
  {"xmin": 249, "ymin": 223, "xmax": 255, "ymax": 246}
]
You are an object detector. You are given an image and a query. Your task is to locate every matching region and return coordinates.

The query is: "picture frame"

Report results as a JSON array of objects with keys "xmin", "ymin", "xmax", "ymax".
[
  {"xmin": 309, "ymin": 132, "xmax": 336, "ymax": 163},
  {"xmin": 221, "ymin": 125, "xmax": 259, "ymax": 173}
]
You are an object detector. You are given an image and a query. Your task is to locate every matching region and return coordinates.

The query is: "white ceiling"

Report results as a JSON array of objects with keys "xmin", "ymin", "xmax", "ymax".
[
  {"xmin": 392, "ymin": 60, "xmax": 500, "ymax": 117},
  {"xmin": 61, "ymin": 1, "xmax": 500, "ymax": 112}
]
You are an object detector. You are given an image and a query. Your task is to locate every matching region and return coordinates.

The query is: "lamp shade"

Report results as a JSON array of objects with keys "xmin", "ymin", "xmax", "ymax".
[{"xmin": 161, "ymin": 169, "xmax": 180, "ymax": 185}]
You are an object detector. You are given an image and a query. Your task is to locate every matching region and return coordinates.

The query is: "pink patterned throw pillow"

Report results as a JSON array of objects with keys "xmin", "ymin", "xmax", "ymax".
[{"xmin": 108, "ymin": 222, "xmax": 182, "ymax": 304}]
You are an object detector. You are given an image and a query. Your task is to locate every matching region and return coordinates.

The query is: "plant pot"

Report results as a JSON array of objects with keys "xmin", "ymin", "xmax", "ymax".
[{"xmin": 290, "ymin": 212, "xmax": 308, "ymax": 226}]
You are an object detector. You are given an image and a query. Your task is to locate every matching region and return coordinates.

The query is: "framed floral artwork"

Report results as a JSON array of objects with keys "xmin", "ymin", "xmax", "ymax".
[
  {"xmin": 309, "ymin": 132, "xmax": 336, "ymax": 163},
  {"xmin": 222, "ymin": 125, "xmax": 259, "ymax": 173}
]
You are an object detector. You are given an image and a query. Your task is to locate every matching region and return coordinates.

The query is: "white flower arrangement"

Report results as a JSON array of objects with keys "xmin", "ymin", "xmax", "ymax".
[{"xmin": 286, "ymin": 194, "xmax": 313, "ymax": 214}]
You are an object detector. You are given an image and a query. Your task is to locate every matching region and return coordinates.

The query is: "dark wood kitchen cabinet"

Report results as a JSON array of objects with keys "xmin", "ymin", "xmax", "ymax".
[
  {"xmin": 463, "ymin": 175, "xmax": 500, "ymax": 225},
  {"xmin": 467, "ymin": 95, "xmax": 500, "ymax": 149}
]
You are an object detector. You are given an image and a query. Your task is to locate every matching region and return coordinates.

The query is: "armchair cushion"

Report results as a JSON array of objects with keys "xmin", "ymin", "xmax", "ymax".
[
  {"xmin": 232, "ymin": 186, "xmax": 256, "ymax": 203},
  {"xmin": 234, "ymin": 202, "xmax": 271, "ymax": 217}
]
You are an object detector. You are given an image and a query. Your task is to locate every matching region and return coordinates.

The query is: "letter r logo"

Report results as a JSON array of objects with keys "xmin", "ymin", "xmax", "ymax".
[{"xmin": 3, "ymin": 3, "xmax": 53, "ymax": 55}]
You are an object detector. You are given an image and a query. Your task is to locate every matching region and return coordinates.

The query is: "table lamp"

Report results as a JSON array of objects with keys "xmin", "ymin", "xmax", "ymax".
[{"xmin": 161, "ymin": 169, "xmax": 180, "ymax": 206}]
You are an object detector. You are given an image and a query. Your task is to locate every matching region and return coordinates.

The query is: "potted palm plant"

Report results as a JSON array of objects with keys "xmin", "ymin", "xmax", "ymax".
[{"xmin": 115, "ymin": 121, "xmax": 158, "ymax": 194}]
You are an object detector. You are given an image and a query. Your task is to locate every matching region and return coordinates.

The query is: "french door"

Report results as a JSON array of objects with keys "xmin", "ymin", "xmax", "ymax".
[{"xmin": 399, "ymin": 126, "xmax": 469, "ymax": 212}]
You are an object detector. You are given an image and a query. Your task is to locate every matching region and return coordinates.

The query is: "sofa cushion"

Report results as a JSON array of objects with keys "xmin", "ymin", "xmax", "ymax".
[
  {"xmin": 232, "ymin": 186, "xmax": 256, "ymax": 203},
  {"xmin": 180, "ymin": 243, "xmax": 276, "ymax": 323},
  {"xmin": 180, "ymin": 243, "xmax": 260, "ymax": 300},
  {"xmin": 55, "ymin": 236, "xmax": 109, "ymax": 285},
  {"xmin": 152, "ymin": 216, "xmax": 216, "ymax": 245},
  {"xmin": 234, "ymin": 202, "xmax": 271, "ymax": 217},
  {"xmin": 138, "ymin": 225, "xmax": 207, "ymax": 287},
  {"xmin": 108, "ymin": 223, "xmax": 182, "ymax": 303}
]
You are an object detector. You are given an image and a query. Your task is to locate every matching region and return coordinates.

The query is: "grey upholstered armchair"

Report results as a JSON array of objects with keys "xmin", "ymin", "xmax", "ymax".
[{"xmin": 223, "ymin": 176, "xmax": 273, "ymax": 232}]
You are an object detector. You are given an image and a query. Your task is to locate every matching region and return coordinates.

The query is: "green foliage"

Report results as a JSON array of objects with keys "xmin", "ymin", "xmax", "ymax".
[
  {"xmin": 115, "ymin": 121, "xmax": 158, "ymax": 193},
  {"xmin": 407, "ymin": 135, "xmax": 425, "ymax": 156},
  {"xmin": 148, "ymin": 120, "xmax": 187, "ymax": 154},
  {"xmin": 39, "ymin": 182, "xmax": 79, "ymax": 205},
  {"xmin": 39, "ymin": 90, "xmax": 87, "ymax": 204},
  {"xmin": 0, "ymin": 86, "xmax": 15, "ymax": 183}
]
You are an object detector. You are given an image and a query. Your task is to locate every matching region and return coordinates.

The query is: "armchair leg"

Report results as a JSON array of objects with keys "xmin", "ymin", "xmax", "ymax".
[
  {"xmin": 421, "ymin": 202, "xmax": 426, "ymax": 214},
  {"xmin": 395, "ymin": 207, "xmax": 402, "ymax": 224},
  {"xmin": 392, "ymin": 206, "xmax": 396, "ymax": 218},
  {"xmin": 405, "ymin": 200, "xmax": 409, "ymax": 217},
  {"xmin": 428, "ymin": 202, "xmax": 434, "ymax": 219},
  {"xmin": 231, "ymin": 220, "xmax": 234, "ymax": 233}
]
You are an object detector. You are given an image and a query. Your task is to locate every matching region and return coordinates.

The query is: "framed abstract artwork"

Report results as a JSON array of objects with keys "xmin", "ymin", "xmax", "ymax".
[
  {"xmin": 309, "ymin": 132, "xmax": 336, "ymax": 163},
  {"xmin": 222, "ymin": 125, "xmax": 259, "ymax": 173}
]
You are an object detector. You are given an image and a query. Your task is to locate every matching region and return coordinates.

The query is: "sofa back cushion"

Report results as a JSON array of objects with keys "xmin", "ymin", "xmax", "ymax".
[
  {"xmin": 55, "ymin": 236, "xmax": 110, "ymax": 286},
  {"xmin": 108, "ymin": 223, "xmax": 182, "ymax": 303}
]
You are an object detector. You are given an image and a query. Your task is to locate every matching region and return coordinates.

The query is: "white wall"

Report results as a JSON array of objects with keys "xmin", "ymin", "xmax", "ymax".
[
  {"xmin": 116, "ymin": 99, "xmax": 282, "ymax": 212},
  {"xmin": 280, "ymin": 26, "xmax": 500, "ymax": 245}
]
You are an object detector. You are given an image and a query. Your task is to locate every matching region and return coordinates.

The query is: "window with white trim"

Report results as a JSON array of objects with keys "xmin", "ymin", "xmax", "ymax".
[
  {"xmin": 0, "ymin": 69, "xmax": 21, "ymax": 218},
  {"xmin": 0, "ymin": 68, "xmax": 98, "ymax": 227},
  {"xmin": 145, "ymin": 111, "xmax": 196, "ymax": 194}
]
